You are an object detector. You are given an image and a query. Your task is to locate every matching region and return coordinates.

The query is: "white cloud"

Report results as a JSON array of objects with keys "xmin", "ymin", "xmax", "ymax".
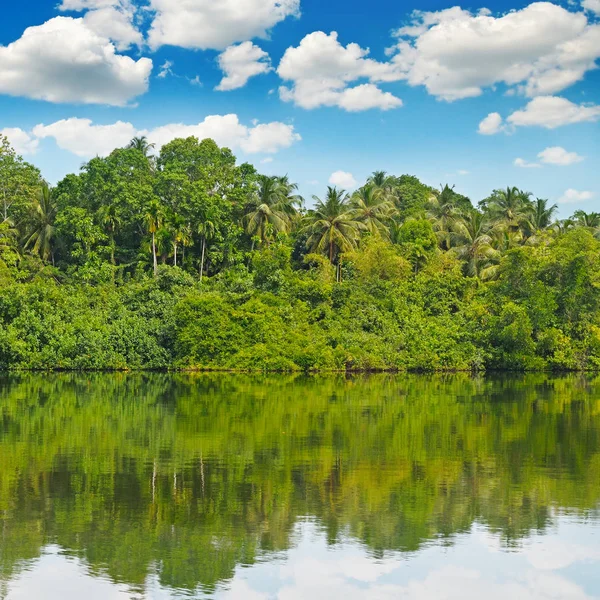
[
  {"xmin": 260, "ymin": 157, "xmax": 274, "ymax": 164},
  {"xmin": 329, "ymin": 171, "xmax": 357, "ymax": 189},
  {"xmin": 59, "ymin": 0, "xmax": 142, "ymax": 50},
  {"xmin": 82, "ymin": 7, "xmax": 142, "ymax": 51},
  {"xmin": 508, "ymin": 96, "xmax": 600, "ymax": 129},
  {"xmin": 278, "ymin": 31, "xmax": 402, "ymax": 111},
  {"xmin": 0, "ymin": 17, "xmax": 152, "ymax": 106},
  {"xmin": 478, "ymin": 112, "xmax": 504, "ymax": 135},
  {"xmin": 147, "ymin": 0, "xmax": 300, "ymax": 50},
  {"xmin": 582, "ymin": 0, "xmax": 600, "ymax": 15},
  {"xmin": 0, "ymin": 128, "xmax": 39, "ymax": 155},
  {"xmin": 239, "ymin": 122, "xmax": 301, "ymax": 153},
  {"xmin": 32, "ymin": 119, "xmax": 137, "ymax": 157},
  {"xmin": 538, "ymin": 146, "xmax": 584, "ymax": 165},
  {"xmin": 157, "ymin": 60, "xmax": 174, "ymax": 79},
  {"xmin": 559, "ymin": 189, "xmax": 594, "ymax": 203},
  {"xmin": 216, "ymin": 42, "xmax": 272, "ymax": 91},
  {"xmin": 388, "ymin": 3, "xmax": 600, "ymax": 101},
  {"xmin": 336, "ymin": 84, "xmax": 402, "ymax": 111},
  {"xmin": 514, "ymin": 158, "xmax": 541, "ymax": 169},
  {"xmin": 457, "ymin": 170, "xmax": 470, "ymax": 175},
  {"xmin": 31, "ymin": 115, "xmax": 301, "ymax": 158}
]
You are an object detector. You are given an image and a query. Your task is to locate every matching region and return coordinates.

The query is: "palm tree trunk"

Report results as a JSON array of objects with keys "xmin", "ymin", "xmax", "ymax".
[
  {"xmin": 152, "ymin": 231, "xmax": 157, "ymax": 276},
  {"xmin": 329, "ymin": 238, "xmax": 334, "ymax": 264},
  {"xmin": 200, "ymin": 237, "xmax": 206, "ymax": 283},
  {"xmin": 173, "ymin": 243, "xmax": 177, "ymax": 267}
]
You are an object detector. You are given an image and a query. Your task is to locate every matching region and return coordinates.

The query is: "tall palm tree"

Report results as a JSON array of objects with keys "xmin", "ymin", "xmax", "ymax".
[
  {"xmin": 486, "ymin": 186, "xmax": 533, "ymax": 237},
  {"xmin": 573, "ymin": 210, "xmax": 600, "ymax": 240},
  {"xmin": 451, "ymin": 210, "xmax": 499, "ymax": 279},
  {"xmin": 128, "ymin": 136, "xmax": 155, "ymax": 158},
  {"xmin": 23, "ymin": 183, "xmax": 56, "ymax": 264},
  {"xmin": 524, "ymin": 198, "xmax": 558, "ymax": 244},
  {"xmin": 303, "ymin": 187, "xmax": 364, "ymax": 278},
  {"xmin": 99, "ymin": 203, "xmax": 122, "ymax": 265},
  {"xmin": 368, "ymin": 171, "xmax": 392, "ymax": 189},
  {"xmin": 350, "ymin": 184, "xmax": 396, "ymax": 238},
  {"xmin": 573, "ymin": 210, "xmax": 600, "ymax": 228},
  {"xmin": 145, "ymin": 200, "xmax": 164, "ymax": 276},
  {"xmin": 198, "ymin": 219, "xmax": 216, "ymax": 283},
  {"xmin": 244, "ymin": 175, "xmax": 300, "ymax": 246},
  {"xmin": 427, "ymin": 185, "xmax": 460, "ymax": 250}
]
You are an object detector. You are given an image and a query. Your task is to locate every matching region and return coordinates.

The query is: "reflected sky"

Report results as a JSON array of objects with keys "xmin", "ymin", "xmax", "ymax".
[{"xmin": 5, "ymin": 519, "xmax": 600, "ymax": 599}]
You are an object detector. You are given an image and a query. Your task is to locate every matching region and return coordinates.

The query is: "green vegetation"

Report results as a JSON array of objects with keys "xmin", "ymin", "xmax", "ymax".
[
  {"xmin": 1, "ymin": 133, "xmax": 600, "ymax": 371},
  {"xmin": 1, "ymin": 374, "xmax": 600, "ymax": 594}
]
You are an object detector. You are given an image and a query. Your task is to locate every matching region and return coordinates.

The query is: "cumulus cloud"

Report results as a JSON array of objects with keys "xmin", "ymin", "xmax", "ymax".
[
  {"xmin": 147, "ymin": 0, "xmax": 300, "ymax": 50},
  {"xmin": 0, "ymin": 17, "xmax": 152, "ymax": 106},
  {"xmin": 329, "ymin": 171, "xmax": 357, "ymax": 189},
  {"xmin": 387, "ymin": 2, "xmax": 600, "ymax": 101},
  {"xmin": 82, "ymin": 6, "xmax": 142, "ymax": 50},
  {"xmin": 278, "ymin": 31, "xmax": 402, "ymax": 111},
  {"xmin": 478, "ymin": 113, "xmax": 504, "ymax": 135},
  {"xmin": 59, "ymin": 0, "xmax": 142, "ymax": 50},
  {"xmin": 478, "ymin": 112, "xmax": 505, "ymax": 135},
  {"xmin": 559, "ymin": 189, "xmax": 594, "ymax": 204},
  {"xmin": 538, "ymin": 146, "xmax": 584, "ymax": 165},
  {"xmin": 582, "ymin": 0, "xmax": 600, "ymax": 15},
  {"xmin": 30, "ymin": 115, "xmax": 300, "ymax": 159},
  {"xmin": 508, "ymin": 96, "xmax": 600, "ymax": 129},
  {"xmin": 216, "ymin": 42, "xmax": 272, "ymax": 91},
  {"xmin": 514, "ymin": 158, "xmax": 541, "ymax": 168},
  {"xmin": 0, "ymin": 128, "xmax": 39, "ymax": 155},
  {"xmin": 33, "ymin": 119, "xmax": 138, "ymax": 157},
  {"xmin": 479, "ymin": 96, "xmax": 600, "ymax": 134}
]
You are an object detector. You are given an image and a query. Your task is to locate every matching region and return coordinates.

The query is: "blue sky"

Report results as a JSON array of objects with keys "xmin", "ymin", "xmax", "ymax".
[{"xmin": 0, "ymin": 0, "xmax": 599, "ymax": 215}]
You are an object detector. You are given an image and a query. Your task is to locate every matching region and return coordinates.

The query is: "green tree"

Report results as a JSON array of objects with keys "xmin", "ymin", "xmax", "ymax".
[
  {"xmin": 23, "ymin": 182, "xmax": 56, "ymax": 264},
  {"xmin": 0, "ymin": 135, "xmax": 41, "ymax": 224},
  {"xmin": 350, "ymin": 184, "xmax": 396, "ymax": 238},
  {"xmin": 244, "ymin": 175, "xmax": 300, "ymax": 246},
  {"xmin": 303, "ymin": 187, "xmax": 364, "ymax": 269},
  {"xmin": 145, "ymin": 200, "xmax": 164, "ymax": 276}
]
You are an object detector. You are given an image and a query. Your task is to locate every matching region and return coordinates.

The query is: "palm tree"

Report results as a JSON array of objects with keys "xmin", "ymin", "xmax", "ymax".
[
  {"xmin": 427, "ymin": 185, "xmax": 460, "ymax": 250},
  {"xmin": 145, "ymin": 200, "xmax": 164, "ymax": 276},
  {"xmin": 167, "ymin": 214, "xmax": 190, "ymax": 267},
  {"xmin": 128, "ymin": 136, "xmax": 155, "ymax": 158},
  {"xmin": 350, "ymin": 184, "xmax": 396, "ymax": 238},
  {"xmin": 244, "ymin": 175, "xmax": 300, "ymax": 246},
  {"xmin": 198, "ymin": 219, "xmax": 216, "ymax": 283},
  {"xmin": 23, "ymin": 183, "xmax": 56, "ymax": 264},
  {"xmin": 368, "ymin": 171, "xmax": 392, "ymax": 189},
  {"xmin": 99, "ymin": 203, "xmax": 122, "ymax": 265},
  {"xmin": 486, "ymin": 186, "xmax": 533, "ymax": 238},
  {"xmin": 573, "ymin": 210, "xmax": 600, "ymax": 240},
  {"xmin": 303, "ymin": 187, "xmax": 364, "ymax": 280},
  {"xmin": 451, "ymin": 210, "xmax": 499, "ymax": 279},
  {"xmin": 573, "ymin": 210, "xmax": 600, "ymax": 228},
  {"xmin": 524, "ymin": 198, "xmax": 558, "ymax": 244}
]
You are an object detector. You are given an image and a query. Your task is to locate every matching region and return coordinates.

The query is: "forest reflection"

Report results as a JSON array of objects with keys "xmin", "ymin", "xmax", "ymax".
[{"xmin": 1, "ymin": 374, "xmax": 600, "ymax": 596}]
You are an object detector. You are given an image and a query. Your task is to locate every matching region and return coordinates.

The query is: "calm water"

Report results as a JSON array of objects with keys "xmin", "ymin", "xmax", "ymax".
[{"xmin": 1, "ymin": 374, "xmax": 600, "ymax": 599}]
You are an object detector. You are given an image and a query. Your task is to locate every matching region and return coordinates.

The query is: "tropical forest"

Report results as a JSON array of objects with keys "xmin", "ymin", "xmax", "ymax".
[{"xmin": 1, "ymin": 133, "xmax": 600, "ymax": 372}]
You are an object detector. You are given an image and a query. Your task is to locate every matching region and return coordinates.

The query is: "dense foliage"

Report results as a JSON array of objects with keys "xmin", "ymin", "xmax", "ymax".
[
  {"xmin": 1, "ymin": 134, "xmax": 600, "ymax": 371},
  {"xmin": 1, "ymin": 374, "xmax": 600, "ymax": 594}
]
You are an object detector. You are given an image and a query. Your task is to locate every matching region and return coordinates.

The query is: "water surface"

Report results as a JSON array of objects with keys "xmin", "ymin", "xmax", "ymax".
[{"xmin": 1, "ymin": 374, "xmax": 600, "ymax": 599}]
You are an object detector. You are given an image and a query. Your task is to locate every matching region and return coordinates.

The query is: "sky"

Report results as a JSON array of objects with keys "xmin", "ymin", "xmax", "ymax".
[{"xmin": 0, "ymin": 0, "xmax": 599, "ymax": 215}]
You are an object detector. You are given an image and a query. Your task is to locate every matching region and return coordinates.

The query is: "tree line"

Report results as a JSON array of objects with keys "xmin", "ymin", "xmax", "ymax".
[{"xmin": 1, "ymin": 133, "xmax": 600, "ymax": 371}]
